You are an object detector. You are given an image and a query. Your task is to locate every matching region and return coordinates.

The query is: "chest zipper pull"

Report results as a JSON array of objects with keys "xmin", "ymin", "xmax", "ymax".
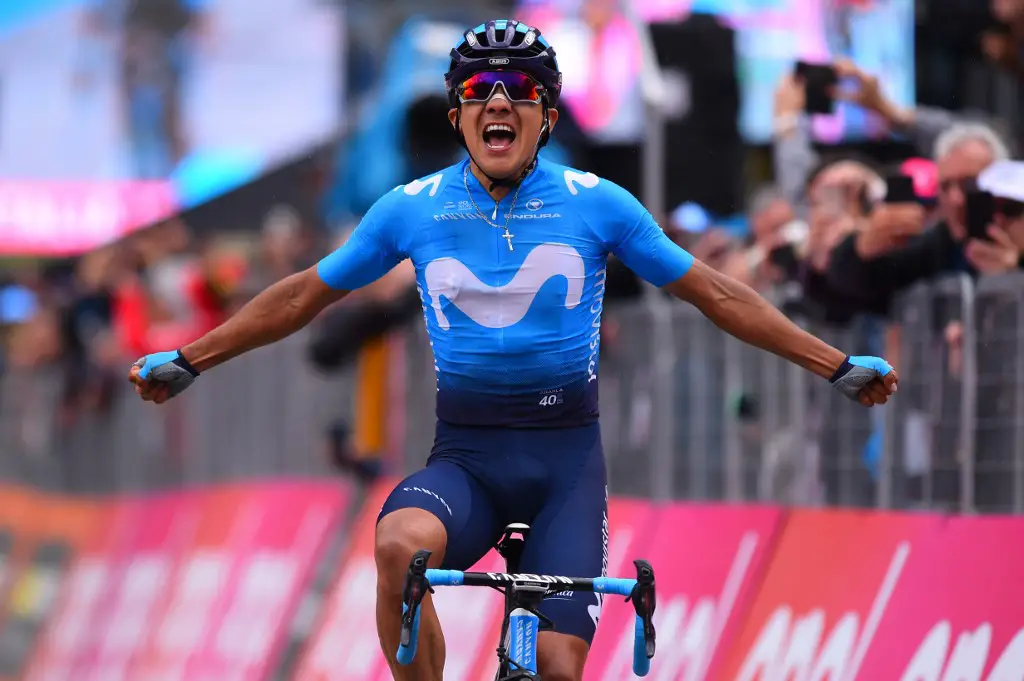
[{"xmin": 492, "ymin": 202, "xmax": 499, "ymax": 221}]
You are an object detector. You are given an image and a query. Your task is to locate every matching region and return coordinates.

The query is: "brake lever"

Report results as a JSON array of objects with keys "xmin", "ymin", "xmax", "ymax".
[
  {"xmin": 628, "ymin": 559, "xmax": 656, "ymax": 659},
  {"xmin": 400, "ymin": 549, "xmax": 434, "ymax": 646}
]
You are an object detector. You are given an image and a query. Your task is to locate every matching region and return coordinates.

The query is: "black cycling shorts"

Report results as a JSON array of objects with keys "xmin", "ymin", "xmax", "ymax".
[{"xmin": 378, "ymin": 421, "xmax": 609, "ymax": 645}]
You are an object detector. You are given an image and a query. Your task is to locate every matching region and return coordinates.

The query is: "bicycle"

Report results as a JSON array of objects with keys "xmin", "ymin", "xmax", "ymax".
[{"xmin": 396, "ymin": 523, "xmax": 657, "ymax": 680}]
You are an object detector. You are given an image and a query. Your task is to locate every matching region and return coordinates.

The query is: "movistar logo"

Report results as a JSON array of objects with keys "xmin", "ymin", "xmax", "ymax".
[
  {"xmin": 423, "ymin": 243, "xmax": 584, "ymax": 330},
  {"xmin": 404, "ymin": 173, "xmax": 443, "ymax": 196}
]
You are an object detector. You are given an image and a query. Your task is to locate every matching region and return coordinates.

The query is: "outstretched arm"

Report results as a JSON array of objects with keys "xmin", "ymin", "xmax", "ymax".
[
  {"xmin": 129, "ymin": 268, "xmax": 350, "ymax": 403},
  {"xmin": 663, "ymin": 259, "xmax": 898, "ymax": 406},
  {"xmin": 130, "ymin": 194, "xmax": 406, "ymax": 403},
  {"xmin": 597, "ymin": 180, "xmax": 897, "ymax": 408},
  {"xmin": 180, "ymin": 267, "xmax": 347, "ymax": 372}
]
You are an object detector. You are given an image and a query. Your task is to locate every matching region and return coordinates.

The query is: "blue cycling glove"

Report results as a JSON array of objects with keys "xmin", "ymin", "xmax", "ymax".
[
  {"xmin": 133, "ymin": 350, "xmax": 200, "ymax": 398},
  {"xmin": 829, "ymin": 355, "xmax": 893, "ymax": 401}
]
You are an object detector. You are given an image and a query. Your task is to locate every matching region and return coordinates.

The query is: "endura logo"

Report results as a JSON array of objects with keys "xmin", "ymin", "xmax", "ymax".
[{"xmin": 401, "ymin": 486, "xmax": 452, "ymax": 516}]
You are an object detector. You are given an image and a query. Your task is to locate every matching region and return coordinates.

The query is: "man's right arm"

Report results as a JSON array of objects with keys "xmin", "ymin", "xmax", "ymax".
[
  {"xmin": 179, "ymin": 267, "xmax": 347, "ymax": 373},
  {"xmin": 825, "ymin": 227, "xmax": 941, "ymax": 305},
  {"xmin": 131, "ymin": 194, "xmax": 406, "ymax": 397}
]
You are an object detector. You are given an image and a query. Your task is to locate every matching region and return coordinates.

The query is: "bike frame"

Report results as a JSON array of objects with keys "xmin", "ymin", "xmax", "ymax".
[{"xmin": 396, "ymin": 525, "xmax": 656, "ymax": 680}]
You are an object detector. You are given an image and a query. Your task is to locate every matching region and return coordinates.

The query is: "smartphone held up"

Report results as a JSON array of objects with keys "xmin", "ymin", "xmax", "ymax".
[{"xmin": 794, "ymin": 61, "xmax": 838, "ymax": 115}]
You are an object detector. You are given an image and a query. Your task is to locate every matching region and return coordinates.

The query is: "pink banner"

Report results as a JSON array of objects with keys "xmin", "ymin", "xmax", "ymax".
[
  {"xmin": 84, "ymin": 493, "xmax": 200, "ymax": 681},
  {"xmin": 0, "ymin": 181, "xmax": 176, "ymax": 255},
  {"xmin": 133, "ymin": 487, "xmax": 254, "ymax": 681},
  {"xmin": 22, "ymin": 504, "xmax": 127, "ymax": 681},
  {"xmin": 31, "ymin": 493, "xmax": 197, "ymax": 681},
  {"xmin": 856, "ymin": 516, "xmax": 1024, "ymax": 680},
  {"xmin": 714, "ymin": 509, "xmax": 943, "ymax": 681},
  {"xmin": 24, "ymin": 482, "xmax": 348, "ymax": 681},
  {"xmin": 290, "ymin": 481, "xmax": 392, "ymax": 681},
  {"xmin": 585, "ymin": 503, "xmax": 783, "ymax": 681},
  {"xmin": 181, "ymin": 483, "xmax": 347, "ymax": 681}
]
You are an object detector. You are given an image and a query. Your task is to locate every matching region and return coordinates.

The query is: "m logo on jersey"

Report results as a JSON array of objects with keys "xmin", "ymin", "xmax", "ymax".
[
  {"xmin": 423, "ymin": 243, "xmax": 584, "ymax": 330},
  {"xmin": 564, "ymin": 170, "xmax": 599, "ymax": 195},
  {"xmin": 404, "ymin": 173, "xmax": 443, "ymax": 197}
]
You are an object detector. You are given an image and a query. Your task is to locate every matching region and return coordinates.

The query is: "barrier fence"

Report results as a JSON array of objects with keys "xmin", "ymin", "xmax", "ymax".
[
  {"xmin": 3, "ymin": 273, "xmax": 1024, "ymax": 512},
  {"xmin": 0, "ymin": 332, "xmax": 351, "ymax": 495},
  {"xmin": 0, "ymin": 478, "xmax": 1021, "ymax": 681}
]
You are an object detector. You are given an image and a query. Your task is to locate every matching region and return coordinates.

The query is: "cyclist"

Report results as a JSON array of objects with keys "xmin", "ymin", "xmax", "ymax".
[{"xmin": 129, "ymin": 19, "xmax": 898, "ymax": 681}]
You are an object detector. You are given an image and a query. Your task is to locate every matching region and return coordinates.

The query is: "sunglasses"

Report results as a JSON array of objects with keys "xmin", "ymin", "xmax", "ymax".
[{"xmin": 458, "ymin": 71, "xmax": 544, "ymax": 104}]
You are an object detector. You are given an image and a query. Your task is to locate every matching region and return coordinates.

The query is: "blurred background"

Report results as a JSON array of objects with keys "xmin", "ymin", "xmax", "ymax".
[{"xmin": 0, "ymin": 0, "xmax": 1023, "ymax": 678}]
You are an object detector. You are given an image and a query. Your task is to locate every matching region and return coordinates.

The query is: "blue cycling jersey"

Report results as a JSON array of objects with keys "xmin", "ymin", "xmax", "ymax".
[{"xmin": 316, "ymin": 158, "xmax": 694, "ymax": 427}]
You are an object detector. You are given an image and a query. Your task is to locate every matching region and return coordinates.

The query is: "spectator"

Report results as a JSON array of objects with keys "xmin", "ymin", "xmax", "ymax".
[
  {"xmin": 948, "ymin": 159, "xmax": 1024, "ymax": 511},
  {"xmin": 772, "ymin": 59, "xmax": 1008, "ymax": 211},
  {"xmin": 968, "ymin": 159, "xmax": 1024, "ymax": 273},
  {"xmin": 825, "ymin": 122, "xmax": 1012, "ymax": 310},
  {"xmin": 719, "ymin": 186, "xmax": 796, "ymax": 292}
]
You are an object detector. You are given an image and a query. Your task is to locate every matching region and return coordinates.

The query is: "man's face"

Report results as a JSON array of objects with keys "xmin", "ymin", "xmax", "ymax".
[
  {"xmin": 937, "ymin": 140, "xmax": 996, "ymax": 238},
  {"xmin": 449, "ymin": 86, "xmax": 557, "ymax": 181}
]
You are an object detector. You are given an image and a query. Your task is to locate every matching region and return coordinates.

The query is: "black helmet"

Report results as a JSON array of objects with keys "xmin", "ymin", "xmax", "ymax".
[{"xmin": 445, "ymin": 20, "xmax": 562, "ymax": 109}]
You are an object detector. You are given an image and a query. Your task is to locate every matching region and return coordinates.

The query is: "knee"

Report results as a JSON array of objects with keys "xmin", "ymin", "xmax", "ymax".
[
  {"xmin": 374, "ymin": 508, "xmax": 447, "ymax": 595},
  {"xmin": 538, "ymin": 633, "xmax": 588, "ymax": 681}
]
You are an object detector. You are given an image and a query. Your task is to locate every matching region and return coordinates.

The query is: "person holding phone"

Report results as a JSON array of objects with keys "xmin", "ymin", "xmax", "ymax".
[
  {"xmin": 771, "ymin": 57, "xmax": 1003, "ymax": 214},
  {"xmin": 962, "ymin": 160, "xmax": 1024, "ymax": 274},
  {"xmin": 824, "ymin": 122, "xmax": 1012, "ymax": 312},
  {"xmin": 850, "ymin": 172, "xmax": 929, "ymax": 261}
]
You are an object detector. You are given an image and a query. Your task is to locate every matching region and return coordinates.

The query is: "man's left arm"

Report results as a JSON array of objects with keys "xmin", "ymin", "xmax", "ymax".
[
  {"xmin": 608, "ymin": 203, "xmax": 898, "ymax": 407},
  {"xmin": 664, "ymin": 259, "xmax": 897, "ymax": 406}
]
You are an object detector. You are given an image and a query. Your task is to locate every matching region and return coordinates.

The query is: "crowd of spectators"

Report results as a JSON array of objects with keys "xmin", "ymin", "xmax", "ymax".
[
  {"xmin": 0, "ymin": 211, "xmax": 312, "ymax": 427},
  {"xmin": 2, "ymin": 0, "xmax": 1024, "ymax": 504}
]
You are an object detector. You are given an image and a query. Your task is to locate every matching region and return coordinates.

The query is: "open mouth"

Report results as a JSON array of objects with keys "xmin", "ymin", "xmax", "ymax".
[{"xmin": 483, "ymin": 123, "xmax": 516, "ymax": 151}]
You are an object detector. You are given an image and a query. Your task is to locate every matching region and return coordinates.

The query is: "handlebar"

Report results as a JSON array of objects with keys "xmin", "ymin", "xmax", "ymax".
[
  {"xmin": 396, "ymin": 549, "xmax": 432, "ymax": 665},
  {"xmin": 628, "ymin": 559, "xmax": 657, "ymax": 676},
  {"xmin": 396, "ymin": 553, "xmax": 657, "ymax": 676}
]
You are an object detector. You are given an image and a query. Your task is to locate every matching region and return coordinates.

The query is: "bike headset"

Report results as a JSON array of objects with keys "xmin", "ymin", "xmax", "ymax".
[{"xmin": 444, "ymin": 20, "xmax": 563, "ymax": 193}]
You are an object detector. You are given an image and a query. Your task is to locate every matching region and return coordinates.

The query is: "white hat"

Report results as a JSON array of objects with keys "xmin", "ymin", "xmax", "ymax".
[{"xmin": 978, "ymin": 160, "xmax": 1024, "ymax": 202}]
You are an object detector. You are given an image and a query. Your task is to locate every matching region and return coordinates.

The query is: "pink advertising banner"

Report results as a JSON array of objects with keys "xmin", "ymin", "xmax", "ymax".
[
  {"xmin": 0, "ymin": 180, "xmax": 176, "ymax": 255},
  {"xmin": 854, "ymin": 516, "xmax": 1024, "ymax": 681},
  {"xmin": 22, "ymin": 482, "xmax": 349, "ymax": 681},
  {"xmin": 183, "ymin": 483, "xmax": 347, "ymax": 681},
  {"xmin": 585, "ymin": 503, "xmax": 783, "ymax": 681}
]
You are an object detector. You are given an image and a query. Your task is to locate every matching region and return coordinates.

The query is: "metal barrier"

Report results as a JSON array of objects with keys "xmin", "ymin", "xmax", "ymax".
[
  {"xmin": 0, "ymin": 330, "xmax": 349, "ymax": 494},
  {"xmin": 4, "ymin": 273, "xmax": 1024, "ymax": 513}
]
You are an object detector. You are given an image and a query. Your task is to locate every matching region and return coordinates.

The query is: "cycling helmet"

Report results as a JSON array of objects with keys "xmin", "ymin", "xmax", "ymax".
[
  {"xmin": 445, "ymin": 19, "xmax": 562, "ymax": 109},
  {"xmin": 445, "ymin": 20, "xmax": 562, "ymax": 186}
]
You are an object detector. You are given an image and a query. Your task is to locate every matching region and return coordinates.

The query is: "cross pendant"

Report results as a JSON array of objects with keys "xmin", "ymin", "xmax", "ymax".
[{"xmin": 502, "ymin": 228, "xmax": 515, "ymax": 251}]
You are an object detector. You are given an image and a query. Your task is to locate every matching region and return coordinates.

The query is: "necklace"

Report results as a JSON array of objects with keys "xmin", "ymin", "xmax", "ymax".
[{"xmin": 463, "ymin": 163, "xmax": 524, "ymax": 251}]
